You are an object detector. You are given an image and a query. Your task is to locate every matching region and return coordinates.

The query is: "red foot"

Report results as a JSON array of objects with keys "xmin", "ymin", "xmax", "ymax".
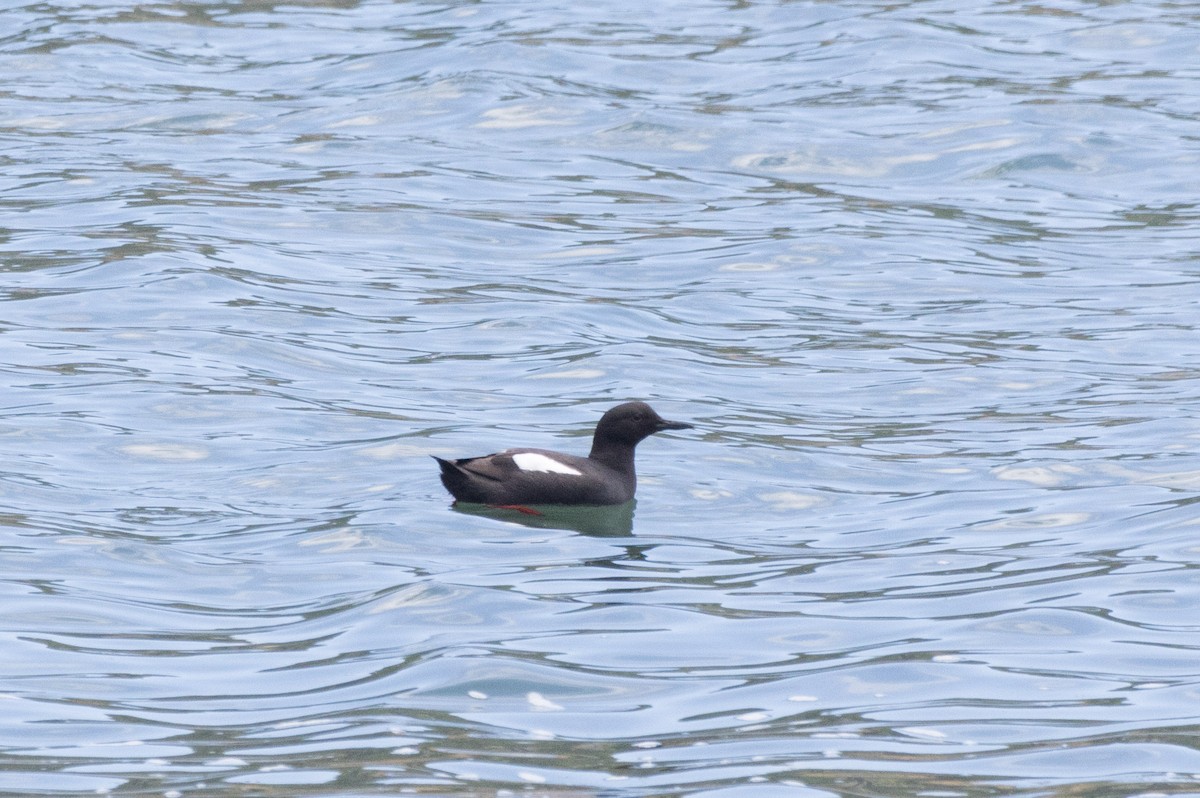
[{"xmin": 490, "ymin": 504, "xmax": 543, "ymax": 516}]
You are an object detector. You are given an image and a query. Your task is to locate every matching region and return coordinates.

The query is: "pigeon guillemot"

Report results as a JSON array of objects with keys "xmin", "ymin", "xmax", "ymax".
[{"xmin": 434, "ymin": 401, "xmax": 693, "ymax": 506}]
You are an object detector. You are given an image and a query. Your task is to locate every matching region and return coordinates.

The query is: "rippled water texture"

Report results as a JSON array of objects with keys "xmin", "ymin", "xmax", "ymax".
[{"xmin": 3, "ymin": 0, "xmax": 1200, "ymax": 795}]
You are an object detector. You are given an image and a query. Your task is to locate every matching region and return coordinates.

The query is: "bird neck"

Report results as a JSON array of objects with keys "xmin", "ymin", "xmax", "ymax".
[{"xmin": 588, "ymin": 439, "xmax": 637, "ymax": 474}]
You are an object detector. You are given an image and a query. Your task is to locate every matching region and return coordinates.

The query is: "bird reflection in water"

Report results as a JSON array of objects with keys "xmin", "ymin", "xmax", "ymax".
[{"xmin": 448, "ymin": 499, "xmax": 636, "ymax": 536}]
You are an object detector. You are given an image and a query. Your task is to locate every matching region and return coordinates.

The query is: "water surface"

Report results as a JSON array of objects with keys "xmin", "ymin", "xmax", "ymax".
[{"xmin": 3, "ymin": 1, "xmax": 1200, "ymax": 796}]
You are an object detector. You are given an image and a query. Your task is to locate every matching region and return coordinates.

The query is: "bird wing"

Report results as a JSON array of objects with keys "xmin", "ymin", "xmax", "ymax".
[{"xmin": 453, "ymin": 450, "xmax": 523, "ymax": 483}]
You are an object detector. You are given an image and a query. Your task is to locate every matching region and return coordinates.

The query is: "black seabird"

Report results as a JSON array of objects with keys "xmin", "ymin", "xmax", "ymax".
[{"xmin": 434, "ymin": 401, "xmax": 692, "ymax": 506}]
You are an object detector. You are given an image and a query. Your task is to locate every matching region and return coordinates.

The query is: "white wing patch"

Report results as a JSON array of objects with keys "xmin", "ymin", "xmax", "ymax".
[{"xmin": 512, "ymin": 452, "xmax": 583, "ymax": 476}]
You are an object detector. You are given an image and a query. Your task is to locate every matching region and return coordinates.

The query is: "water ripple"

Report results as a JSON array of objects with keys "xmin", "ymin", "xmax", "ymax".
[{"xmin": 4, "ymin": 0, "xmax": 1200, "ymax": 795}]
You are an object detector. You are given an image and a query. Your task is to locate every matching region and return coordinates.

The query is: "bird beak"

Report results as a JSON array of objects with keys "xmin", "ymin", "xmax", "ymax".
[{"xmin": 656, "ymin": 418, "xmax": 693, "ymax": 431}]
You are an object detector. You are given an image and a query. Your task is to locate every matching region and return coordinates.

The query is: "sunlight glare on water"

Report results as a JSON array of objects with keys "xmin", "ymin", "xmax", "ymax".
[{"xmin": 2, "ymin": 0, "xmax": 1200, "ymax": 796}]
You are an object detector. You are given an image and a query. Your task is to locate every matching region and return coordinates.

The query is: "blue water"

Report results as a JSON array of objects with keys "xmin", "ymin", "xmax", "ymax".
[{"xmin": 3, "ymin": 1, "xmax": 1200, "ymax": 795}]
